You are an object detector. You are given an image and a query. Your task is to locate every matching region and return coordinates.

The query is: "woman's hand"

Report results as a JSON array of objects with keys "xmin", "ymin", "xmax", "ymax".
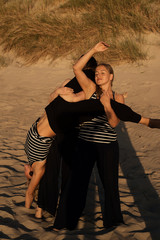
[
  {"xmin": 100, "ymin": 91, "xmax": 120, "ymax": 128},
  {"xmin": 100, "ymin": 91, "xmax": 111, "ymax": 107},
  {"xmin": 93, "ymin": 41, "xmax": 110, "ymax": 53},
  {"xmin": 49, "ymin": 87, "xmax": 74, "ymax": 103},
  {"xmin": 56, "ymin": 87, "xmax": 74, "ymax": 95}
]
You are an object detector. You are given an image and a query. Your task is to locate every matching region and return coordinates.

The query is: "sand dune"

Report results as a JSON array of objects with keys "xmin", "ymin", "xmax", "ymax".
[{"xmin": 0, "ymin": 34, "xmax": 160, "ymax": 240}]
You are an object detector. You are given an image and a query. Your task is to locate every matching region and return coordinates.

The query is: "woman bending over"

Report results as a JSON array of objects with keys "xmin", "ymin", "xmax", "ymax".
[{"xmin": 24, "ymin": 86, "xmax": 85, "ymax": 208}]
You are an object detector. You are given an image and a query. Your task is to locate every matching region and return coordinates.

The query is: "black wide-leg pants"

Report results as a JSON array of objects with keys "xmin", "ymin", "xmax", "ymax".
[
  {"xmin": 37, "ymin": 140, "xmax": 61, "ymax": 216},
  {"xmin": 53, "ymin": 139, "xmax": 123, "ymax": 230},
  {"xmin": 37, "ymin": 136, "xmax": 76, "ymax": 216}
]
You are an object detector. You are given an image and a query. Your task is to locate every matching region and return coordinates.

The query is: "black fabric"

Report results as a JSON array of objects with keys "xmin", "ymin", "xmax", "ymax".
[
  {"xmin": 45, "ymin": 96, "xmax": 141, "ymax": 139},
  {"xmin": 45, "ymin": 96, "xmax": 105, "ymax": 146},
  {"xmin": 65, "ymin": 69, "xmax": 95, "ymax": 93},
  {"xmin": 37, "ymin": 70, "xmax": 95, "ymax": 214},
  {"xmin": 148, "ymin": 119, "xmax": 160, "ymax": 129},
  {"xmin": 38, "ymin": 68, "xmax": 142, "ymax": 219},
  {"xmin": 39, "ymin": 97, "xmax": 141, "ymax": 215},
  {"xmin": 53, "ymin": 139, "xmax": 123, "ymax": 230},
  {"xmin": 37, "ymin": 139, "xmax": 61, "ymax": 216},
  {"xmin": 111, "ymin": 100, "xmax": 141, "ymax": 123},
  {"xmin": 37, "ymin": 135, "xmax": 77, "ymax": 216}
]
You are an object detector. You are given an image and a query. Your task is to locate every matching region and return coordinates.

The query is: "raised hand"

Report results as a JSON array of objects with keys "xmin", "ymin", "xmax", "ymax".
[{"xmin": 93, "ymin": 41, "xmax": 110, "ymax": 53}]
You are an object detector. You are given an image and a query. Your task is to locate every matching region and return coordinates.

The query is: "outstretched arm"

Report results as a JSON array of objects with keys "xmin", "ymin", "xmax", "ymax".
[{"xmin": 99, "ymin": 92, "xmax": 160, "ymax": 129}]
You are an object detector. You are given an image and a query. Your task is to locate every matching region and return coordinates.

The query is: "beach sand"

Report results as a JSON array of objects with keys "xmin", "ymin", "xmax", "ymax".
[{"xmin": 0, "ymin": 34, "xmax": 160, "ymax": 240}]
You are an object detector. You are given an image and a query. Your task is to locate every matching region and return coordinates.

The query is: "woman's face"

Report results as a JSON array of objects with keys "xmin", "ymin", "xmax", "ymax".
[{"xmin": 95, "ymin": 65, "xmax": 112, "ymax": 86}]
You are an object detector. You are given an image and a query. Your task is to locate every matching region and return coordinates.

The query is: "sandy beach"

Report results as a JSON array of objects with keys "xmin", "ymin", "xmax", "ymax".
[{"xmin": 0, "ymin": 34, "xmax": 160, "ymax": 240}]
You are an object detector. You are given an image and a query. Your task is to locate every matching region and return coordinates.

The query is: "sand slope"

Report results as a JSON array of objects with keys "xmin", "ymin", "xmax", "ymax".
[{"xmin": 0, "ymin": 35, "xmax": 160, "ymax": 240}]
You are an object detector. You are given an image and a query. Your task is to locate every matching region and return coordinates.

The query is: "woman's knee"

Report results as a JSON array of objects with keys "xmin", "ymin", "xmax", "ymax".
[{"xmin": 31, "ymin": 162, "xmax": 46, "ymax": 179}]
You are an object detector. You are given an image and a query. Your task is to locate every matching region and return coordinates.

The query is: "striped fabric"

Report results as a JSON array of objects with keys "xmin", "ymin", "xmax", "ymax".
[
  {"xmin": 24, "ymin": 118, "xmax": 53, "ymax": 165},
  {"xmin": 78, "ymin": 93, "xmax": 117, "ymax": 144}
]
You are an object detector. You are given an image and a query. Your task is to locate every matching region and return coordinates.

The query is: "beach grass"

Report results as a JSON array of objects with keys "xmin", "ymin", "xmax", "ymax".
[{"xmin": 0, "ymin": 0, "xmax": 159, "ymax": 65}]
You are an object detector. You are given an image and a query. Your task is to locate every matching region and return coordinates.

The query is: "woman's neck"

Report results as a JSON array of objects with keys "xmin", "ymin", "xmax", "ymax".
[
  {"xmin": 96, "ymin": 83, "xmax": 113, "ymax": 99},
  {"xmin": 101, "ymin": 84, "xmax": 112, "ymax": 93}
]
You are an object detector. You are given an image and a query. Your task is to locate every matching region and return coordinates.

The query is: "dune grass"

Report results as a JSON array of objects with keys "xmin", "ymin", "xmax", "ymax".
[{"xmin": 0, "ymin": 0, "xmax": 159, "ymax": 65}]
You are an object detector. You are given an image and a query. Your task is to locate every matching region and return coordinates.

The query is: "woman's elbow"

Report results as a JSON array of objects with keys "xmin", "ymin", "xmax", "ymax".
[
  {"xmin": 110, "ymin": 123, "xmax": 117, "ymax": 128},
  {"xmin": 73, "ymin": 64, "xmax": 78, "ymax": 72},
  {"xmin": 109, "ymin": 119, "xmax": 120, "ymax": 128}
]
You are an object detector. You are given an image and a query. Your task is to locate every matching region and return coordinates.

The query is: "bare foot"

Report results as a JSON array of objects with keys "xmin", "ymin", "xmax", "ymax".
[
  {"xmin": 35, "ymin": 206, "xmax": 42, "ymax": 219},
  {"xmin": 25, "ymin": 190, "xmax": 34, "ymax": 208},
  {"xmin": 24, "ymin": 164, "xmax": 33, "ymax": 180}
]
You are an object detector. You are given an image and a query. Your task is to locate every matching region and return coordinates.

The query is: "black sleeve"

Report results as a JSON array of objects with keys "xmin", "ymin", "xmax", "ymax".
[
  {"xmin": 69, "ymin": 98, "xmax": 141, "ymax": 125},
  {"xmin": 110, "ymin": 100, "xmax": 141, "ymax": 123}
]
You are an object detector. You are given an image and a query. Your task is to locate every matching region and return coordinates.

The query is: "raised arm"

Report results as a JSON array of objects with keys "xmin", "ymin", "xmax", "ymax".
[{"xmin": 73, "ymin": 42, "xmax": 110, "ymax": 99}]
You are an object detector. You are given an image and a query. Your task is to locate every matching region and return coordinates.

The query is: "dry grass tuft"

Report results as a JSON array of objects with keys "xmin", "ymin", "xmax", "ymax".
[{"xmin": 0, "ymin": 0, "xmax": 159, "ymax": 64}]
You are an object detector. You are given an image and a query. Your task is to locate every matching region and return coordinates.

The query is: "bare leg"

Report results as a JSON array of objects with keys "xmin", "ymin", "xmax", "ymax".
[
  {"xmin": 25, "ymin": 160, "xmax": 46, "ymax": 209},
  {"xmin": 24, "ymin": 164, "xmax": 33, "ymax": 181}
]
